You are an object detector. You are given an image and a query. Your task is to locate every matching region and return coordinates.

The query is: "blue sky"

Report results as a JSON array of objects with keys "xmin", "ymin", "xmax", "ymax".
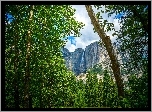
[
  {"xmin": 65, "ymin": 5, "xmax": 123, "ymax": 52},
  {"xmin": 6, "ymin": 13, "xmax": 14, "ymax": 23}
]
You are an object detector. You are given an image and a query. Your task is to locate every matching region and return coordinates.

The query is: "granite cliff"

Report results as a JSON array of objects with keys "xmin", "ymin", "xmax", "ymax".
[{"xmin": 61, "ymin": 41, "xmax": 114, "ymax": 76}]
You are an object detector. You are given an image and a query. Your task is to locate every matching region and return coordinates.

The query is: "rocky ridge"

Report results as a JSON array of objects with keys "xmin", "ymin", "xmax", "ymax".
[
  {"xmin": 61, "ymin": 41, "xmax": 137, "ymax": 83},
  {"xmin": 61, "ymin": 41, "xmax": 112, "ymax": 76}
]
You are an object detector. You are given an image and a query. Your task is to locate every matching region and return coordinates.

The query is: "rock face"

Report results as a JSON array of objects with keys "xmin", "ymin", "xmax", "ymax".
[
  {"xmin": 61, "ymin": 47, "xmax": 72, "ymax": 70},
  {"xmin": 62, "ymin": 47, "xmax": 86, "ymax": 75},
  {"xmin": 61, "ymin": 41, "xmax": 114, "ymax": 75},
  {"xmin": 85, "ymin": 41, "xmax": 101, "ymax": 70},
  {"xmin": 71, "ymin": 48, "xmax": 86, "ymax": 75}
]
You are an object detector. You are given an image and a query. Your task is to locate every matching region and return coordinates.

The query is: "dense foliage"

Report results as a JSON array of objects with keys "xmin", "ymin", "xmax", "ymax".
[
  {"xmin": 93, "ymin": 5, "xmax": 148, "ymax": 108},
  {"xmin": 5, "ymin": 5, "xmax": 148, "ymax": 109},
  {"xmin": 5, "ymin": 5, "xmax": 84, "ymax": 108}
]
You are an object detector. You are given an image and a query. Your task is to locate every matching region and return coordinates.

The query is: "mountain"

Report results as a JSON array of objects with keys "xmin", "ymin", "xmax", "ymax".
[
  {"xmin": 61, "ymin": 41, "xmax": 118, "ymax": 76},
  {"xmin": 61, "ymin": 47, "xmax": 86, "ymax": 75},
  {"xmin": 61, "ymin": 41, "xmax": 138, "ymax": 84}
]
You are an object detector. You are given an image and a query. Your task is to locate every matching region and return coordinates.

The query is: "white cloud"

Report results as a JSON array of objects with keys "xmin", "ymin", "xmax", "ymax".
[{"xmin": 65, "ymin": 5, "xmax": 121, "ymax": 52}]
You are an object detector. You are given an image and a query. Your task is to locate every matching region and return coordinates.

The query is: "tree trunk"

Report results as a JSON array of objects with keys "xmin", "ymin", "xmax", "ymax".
[
  {"xmin": 24, "ymin": 5, "xmax": 34, "ymax": 108},
  {"xmin": 85, "ymin": 5, "xmax": 124, "ymax": 98},
  {"xmin": 13, "ymin": 10, "xmax": 20, "ymax": 108}
]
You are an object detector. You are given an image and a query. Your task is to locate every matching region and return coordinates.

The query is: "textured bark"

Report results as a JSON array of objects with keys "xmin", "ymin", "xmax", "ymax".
[
  {"xmin": 85, "ymin": 5, "xmax": 124, "ymax": 98},
  {"xmin": 24, "ymin": 5, "xmax": 34, "ymax": 108}
]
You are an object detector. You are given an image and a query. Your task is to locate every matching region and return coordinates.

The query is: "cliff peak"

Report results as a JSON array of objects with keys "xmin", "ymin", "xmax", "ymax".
[{"xmin": 62, "ymin": 41, "xmax": 109, "ymax": 75}]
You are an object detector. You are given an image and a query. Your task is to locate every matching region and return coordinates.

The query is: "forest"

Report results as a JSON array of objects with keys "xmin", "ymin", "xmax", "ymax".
[{"xmin": 5, "ymin": 5, "xmax": 148, "ymax": 109}]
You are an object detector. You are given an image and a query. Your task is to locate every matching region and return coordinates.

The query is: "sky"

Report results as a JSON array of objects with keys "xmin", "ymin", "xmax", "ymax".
[
  {"xmin": 6, "ymin": 13, "xmax": 14, "ymax": 23},
  {"xmin": 64, "ymin": 5, "xmax": 123, "ymax": 52},
  {"xmin": 66, "ymin": 5, "xmax": 148, "ymax": 52}
]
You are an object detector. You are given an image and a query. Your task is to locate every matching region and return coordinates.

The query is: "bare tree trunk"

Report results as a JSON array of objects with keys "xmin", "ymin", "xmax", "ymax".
[
  {"xmin": 24, "ymin": 5, "xmax": 34, "ymax": 108},
  {"xmin": 85, "ymin": 5, "xmax": 124, "ymax": 98}
]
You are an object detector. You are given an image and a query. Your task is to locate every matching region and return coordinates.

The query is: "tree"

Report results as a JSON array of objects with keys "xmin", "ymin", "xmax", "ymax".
[
  {"xmin": 5, "ymin": 5, "xmax": 84, "ymax": 108},
  {"xmin": 85, "ymin": 71, "xmax": 99, "ymax": 107},
  {"xmin": 85, "ymin": 5, "xmax": 124, "ymax": 98},
  {"xmin": 94, "ymin": 5, "xmax": 148, "ymax": 76},
  {"xmin": 91, "ymin": 4, "xmax": 148, "ymax": 108},
  {"xmin": 124, "ymin": 73, "xmax": 148, "ymax": 108},
  {"xmin": 74, "ymin": 80, "xmax": 86, "ymax": 108},
  {"xmin": 89, "ymin": 63, "xmax": 104, "ymax": 75},
  {"xmin": 102, "ymin": 70, "xmax": 119, "ymax": 108}
]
